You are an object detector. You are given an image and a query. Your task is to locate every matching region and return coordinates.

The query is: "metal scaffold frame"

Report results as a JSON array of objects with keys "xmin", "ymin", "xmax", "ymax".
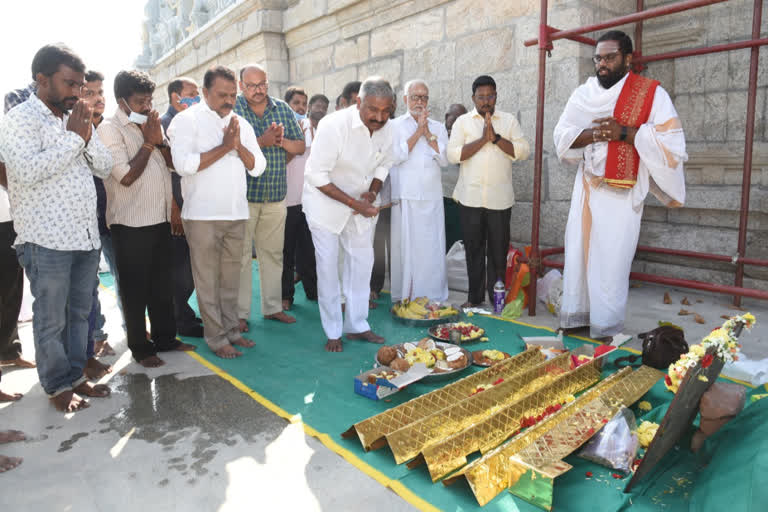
[{"xmin": 524, "ymin": 0, "xmax": 768, "ymax": 317}]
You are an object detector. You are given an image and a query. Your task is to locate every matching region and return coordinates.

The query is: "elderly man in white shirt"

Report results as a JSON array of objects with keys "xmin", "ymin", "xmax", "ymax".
[
  {"xmin": 389, "ymin": 79, "xmax": 449, "ymax": 303},
  {"xmin": 168, "ymin": 66, "xmax": 266, "ymax": 359},
  {"xmin": 303, "ymin": 77, "xmax": 395, "ymax": 352}
]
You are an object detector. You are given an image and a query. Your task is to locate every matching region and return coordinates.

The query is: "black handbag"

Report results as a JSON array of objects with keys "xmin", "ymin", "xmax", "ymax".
[{"xmin": 614, "ymin": 326, "xmax": 689, "ymax": 370}]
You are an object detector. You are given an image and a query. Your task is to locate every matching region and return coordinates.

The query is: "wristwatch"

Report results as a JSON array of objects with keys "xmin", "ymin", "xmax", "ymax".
[
  {"xmin": 492, "ymin": 134, "xmax": 501, "ymax": 144},
  {"xmin": 620, "ymin": 126, "xmax": 628, "ymax": 142},
  {"xmin": 428, "ymin": 134, "xmax": 437, "ymax": 142}
]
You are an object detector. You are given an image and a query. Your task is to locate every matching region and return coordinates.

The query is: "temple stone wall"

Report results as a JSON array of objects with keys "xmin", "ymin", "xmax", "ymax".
[{"xmin": 145, "ymin": 0, "xmax": 768, "ymax": 292}]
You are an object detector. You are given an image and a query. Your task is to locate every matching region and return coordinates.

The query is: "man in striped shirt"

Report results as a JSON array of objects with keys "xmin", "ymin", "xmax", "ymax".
[{"xmin": 98, "ymin": 70, "xmax": 196, "ymax": 368}]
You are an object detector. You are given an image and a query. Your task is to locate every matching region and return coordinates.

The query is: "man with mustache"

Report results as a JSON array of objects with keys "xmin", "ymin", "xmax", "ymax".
[
  {"xmin": 168, "ymin": 66, "xmax": 266, "ymax": 359},
  {"xmin": 160, "ymin": 77, "xmax": 205, "ymax": 340},
  {"xmin": 80, "ymin": 70, "xmax": 115, "ymax": 381},
  {"xmin": 447, "ymin": 75, "xmax": 530, "ymax": 308},
  {"xmin": 389, "ymin": 79, "xmax": 449, "ymax": 303},
  {"xmin": 0, "ymin": 44, "xmax": 113, "ymax": 412},
  {"xmin": 235, "ymin": 65, "xmax": 305, "ymax": 331},
  {"xmin": 98, "ymin": 70, "xmax": 196, "ymax": 368},
  {"xmin": 554, "ymin": 31, "xmax": 687, "ymax": 341},
  {"xmin": 303, "ymin": 76, "xmax": 394, "ymax": 352}
]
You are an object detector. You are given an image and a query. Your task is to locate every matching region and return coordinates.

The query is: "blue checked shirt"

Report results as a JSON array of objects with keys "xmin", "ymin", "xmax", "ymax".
[
  {"xmin": 4, "ymin": 82, "xmax": 36, "ymax": 114},
  {"xmin": 234, "ymin": 95, "xmax": 303, "ymax": 203}
]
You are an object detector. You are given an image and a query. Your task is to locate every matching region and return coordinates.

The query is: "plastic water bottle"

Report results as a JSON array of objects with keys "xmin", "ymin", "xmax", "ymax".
[{"xmin": 493, "ymin": 279, "xmax": 505, "ymax": 314}]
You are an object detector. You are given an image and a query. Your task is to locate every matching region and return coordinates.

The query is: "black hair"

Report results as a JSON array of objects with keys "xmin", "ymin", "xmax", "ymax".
[
  {"xmin": 204, "ymin": 66, "xmax": 236, "ymax": 89},
  {"xmin": 113, "ymin": 70, "xmax": 155, "ymax": 100},
  {"xmin": 167, "ymin": 77, "xmax": 196, "ymax": 101},
  {"xmin": 284, "ymin": 86, "xmax": 308, "ymax": 104},
  {"xmin": 597, "ymin": 30, "xmax": 634, "ymax": 55},
  {"xmin": 471, "ymin": 75, "xmax": 496, "ymax": 95},
  {"xmin": 309, "ymin": 94, "xmax": 330, "ymax": 107},
  {"xmin": 335, "ymin": 94, "xmax": 342, "ymax": 107},
  {"xmin": 31, "ymin": 43, "xmax": 85, "ymax": 80},
  {"xmin": 85, "ymin": 70, "xmax": 104, "ymax": 83},
  {"xmin": 341, "ymin": 81, "xmax": 361, "ymax": 102}
]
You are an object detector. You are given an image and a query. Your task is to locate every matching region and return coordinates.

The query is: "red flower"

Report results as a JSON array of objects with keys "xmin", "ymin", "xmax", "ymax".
[
  {"xmin": 665, "ymin": 374, "xmax": 672, "ymax": 386},
  {"xmin": 612, "ymin": 473, "xmax": 623, "ymax": 479},
  {"xmin": 493, "ymin": 378, "xmax": 505, "ymax": 386},
  {"xmin": 701, "ymin": 354, "xmax": 713, "ymax": 369},
  {"xmin": 586, "ymin": 427, "xmax": 595, "ymax": 436},
  {"xmin": 602, "ymin": 418, "xmax": 608, "ymax": 424},
  {"xmin": 585, "ymin": 471, "xmax": 593, "ymax": 478}
]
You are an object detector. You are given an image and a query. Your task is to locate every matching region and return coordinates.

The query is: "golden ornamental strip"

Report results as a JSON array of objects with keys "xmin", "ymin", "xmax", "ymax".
[
  {"xmin": 343, "ymin": 348, "xmax": 545, "ymax": 450},
  {"xmin": 421, "ymin": 357, "xmax": 603, "ymax": 482},
  {"xmin": 386, "ymin": 353, "xmax": 572, "ymax": 464},
  {"xmin": 448, "ymin": 366, "xmax": 661, "ymax": 506}
]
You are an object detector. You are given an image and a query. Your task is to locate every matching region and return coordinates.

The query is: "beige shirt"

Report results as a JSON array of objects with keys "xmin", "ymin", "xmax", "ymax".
[
  {"xmin": 98, "ymin": 109, "xmax": 172, "ymax": 227},
  {"xmin": 447, "ymin": 108, "xmax": 530, "ymax": 210}
]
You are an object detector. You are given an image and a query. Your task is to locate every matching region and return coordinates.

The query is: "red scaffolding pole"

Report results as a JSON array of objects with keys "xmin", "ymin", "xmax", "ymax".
[{"xmin": 526, "ymin": 0, "xmax": 768, "ymax": 316}]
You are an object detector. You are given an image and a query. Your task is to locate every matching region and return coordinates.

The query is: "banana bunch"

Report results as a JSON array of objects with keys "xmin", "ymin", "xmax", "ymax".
[
  {"xmin": 437, "ymin": 306, "xmax": 459, "ymax": 317},
  {"xmin": 394, "ymin": 298, "xmax": 429, "ymax": 319}
]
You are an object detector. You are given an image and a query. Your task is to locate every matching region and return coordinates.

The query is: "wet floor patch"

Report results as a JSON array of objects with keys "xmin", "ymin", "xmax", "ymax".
[
  {"xmin": 58, "ymin": 432, "xmax": 89, "ymax": 452},
  {"xmin": 98, "ymin": 373, "xmax": 284, "ymax": 476}
]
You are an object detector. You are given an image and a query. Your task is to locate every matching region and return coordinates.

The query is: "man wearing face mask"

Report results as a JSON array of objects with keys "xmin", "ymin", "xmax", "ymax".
[
  {"xmin": 168, "ymin": 66, "xmax": 266, "ymax": 359},
  {"xmin": 160, "ymin": 77, "xmax": 204, "ymax": 339},
  {"xmin": 447, "ymin": 75, "xmax": 530, "ymax": 308},
  {"xmin": 0, "ymin": 44, "xmax": 113, "ymax": 412},
  {"xmin": 98, "ymin": 70, "xmax": 196, "ymax": 369},
  {"xmin": 554, "ymin": 31, "xmax": 687, "ymax": 341},
  {"xmin": 282, "ymin": 90, "xmax": 326, "ymax": 310}
]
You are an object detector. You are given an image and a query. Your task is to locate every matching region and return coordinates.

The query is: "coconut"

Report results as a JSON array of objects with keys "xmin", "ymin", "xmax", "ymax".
[
  {"xmin": 447, "ymin": 352, "xmax": 468, "ymax": 369},
  {"xmin": 390, "ymin": 357, "xmax": 411, "ymax": 372},
  {"xmin": 377, "ymin": 345, "xmax": 398, "ymax": 365}
]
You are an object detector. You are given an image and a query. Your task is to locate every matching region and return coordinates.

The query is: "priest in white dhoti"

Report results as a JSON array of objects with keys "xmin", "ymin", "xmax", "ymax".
[
  {"xmin": 553, "ymin": 30, "xmax": 687, "ymax": 340},
  {"xmin": 303, "ymin": 77, "xmax": 395, "ymax": 352},
  {"xmin": 389, "ymin": 79, "xmax": 449, "ymax": 303}
]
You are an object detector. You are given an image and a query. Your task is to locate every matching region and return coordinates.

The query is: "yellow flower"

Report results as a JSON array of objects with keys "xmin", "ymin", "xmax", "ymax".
[
  {"xmin": 697, "ymin": 375, "xmax": 709, "ymax": 382},
  {"xmin": 690, "ymin": 345, "xmax": 706, "ymax": 358},
  {"xmin": 638, "ymin": 401, "xmax": 652, "ymax": 412},
  {"xmin": 564, "ymin": 394, "xmax": 575, "ymax": 403},
  {"xmin": 636, "ymin": 421, "xmax": 659, "ymax": 448}
]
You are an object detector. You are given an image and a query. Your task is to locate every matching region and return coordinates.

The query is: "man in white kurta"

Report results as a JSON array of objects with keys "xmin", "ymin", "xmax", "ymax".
[
  {"xmin": 553, "ymin": 31, "xmax": 687, "ymax": 339},
  {"xmin": 168, "ymin": 66, "xmax": 266, "ymax": 359},
  {"xmin": 389, "ymin": 80, "xmax": 449, "ymax": 303},
  {"xmin": 303, "ymin": 77, "xmax": 395, "ymax": 352}
]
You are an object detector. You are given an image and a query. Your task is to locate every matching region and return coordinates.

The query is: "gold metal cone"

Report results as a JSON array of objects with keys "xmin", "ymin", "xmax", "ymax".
[
  {"xmin": 445, "ymin": 365, "xmax": 662, "ymax": 506},
  {"xmin": 421, "ymin": 355, "xmax": 604, "ymax": 481},
  {"xmin": 342, "ymin": 348, "xmax": 545, "ymax": 450}
]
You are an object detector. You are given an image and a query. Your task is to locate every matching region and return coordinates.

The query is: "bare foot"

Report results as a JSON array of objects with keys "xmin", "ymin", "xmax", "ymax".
[
  {"xmin": 265, "ymin": 311, "xmax": 296, "ymax": 324},
  {"xmin": 282, "ymin": 299, "xmax": 292, "ymax": 311},
  {"xmin": 50, "ymin": 391, "xmax": 89, "ymax": 412},
  {"xmin": 0, "ymin": 455, "xmax": 22, "ymax": 473},
  {"xmin": 94, "ymin": 340, "xmax": 116, "ymax": 356},
  {"xmin": 238, "ymin": 319, "xmax": 249, "ymax": 333},
  {"xmin": 83, "ymin": 357, "xmax": 113, "ymax": 381},
  {"xmin": 73, "ymin": 381, "xmax": 111, "ymax": 398},
  {"xmin": 214, "ymin": 344, "xmax": 242, "ymax": 359},
  {"xmin": 232, "ymin": 337, "xmax": 255, "ymax": 348},
  {"xmin": 370, "ymin": 291, "xmax": 379, "ymax": 301},
  {"xmin": 461, "ymin": 301, "xmax": 482, "ymax": 309},
  {"xmin": 0, "ymin": 390, "xmax": 22, "ymax": 402},
  {"xmin": 346, "ymin": 331, "xmax": 385, "ymax": 344},
  {"xmin": 0, "ymin": 356, "xmax": 36, "ymax": 368},
  {"xmin": 137, "ymin": 355, "xmax": 166, "ymax": 368},
  {"xmin": 0, "ymin": 430, "xmax": 25, "ymax": 444},
  {"xmin": 369, "ymin": 300, "xmax": 378, "ymax": 309},
  {"xmin": 325, "ymin": 339, "xmax": 343, "ymax": 352},
  {"xmin": 174, "ymin": 342, "xmax": 197, "ymax": 352},
  {"xmin": 146, "ymin": 331, "xmax": 151, "ymax": 340}
]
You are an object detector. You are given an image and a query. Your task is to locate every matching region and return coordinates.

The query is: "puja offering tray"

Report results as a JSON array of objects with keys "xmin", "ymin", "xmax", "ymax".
[
  {"xmin": 391, "ymin": 297, "xmax": 460, "ymax": 327},
  {"xmin": 374, "ymin": 338, "xmax": 472, "ymax": 382},
  {"xmin": 429, "ymin": 322, "xmax": 486, "ymax": 343}
]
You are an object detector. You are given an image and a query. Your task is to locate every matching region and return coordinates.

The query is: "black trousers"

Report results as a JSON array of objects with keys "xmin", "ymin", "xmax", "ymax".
[
  {"xmin": 172, "ymin": 234, "xmax": 198, "ymax": 328},
  {"xmin": 0, "ymin": 221, "xmax": 23, "ymax": 361},
  {"xmin": 458, "ymin": 204, "xmax": 511, "ymax": 305},
  {"xmin": 282, "ymin": 205, "xmax": 317, "ymax": 302},
  {"xmin": 371, "ymin": 207, "xmax": 391, "ymax": 295},
  {"xmin": 111, "ymin": 222, "xmax": 178, "ymax": 361}
]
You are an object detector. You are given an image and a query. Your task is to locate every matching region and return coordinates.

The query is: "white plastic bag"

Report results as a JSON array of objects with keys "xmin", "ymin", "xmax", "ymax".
[
  {"xmin": 446, "ymin": 241, "xmax": 469, "ymax": 292},
  {"xmin": 536, "ymin": 269, "xmax": 562, "ymax": 304},
  {"xmin": 578, "ymin": 407, "xmax": 639, "ymax": 474}
]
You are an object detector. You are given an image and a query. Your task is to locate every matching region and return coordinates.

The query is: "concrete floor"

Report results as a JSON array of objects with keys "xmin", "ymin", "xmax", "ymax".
[{"xmin": 1, "ymin": 278, "xmax": 766, "ymax": 511}]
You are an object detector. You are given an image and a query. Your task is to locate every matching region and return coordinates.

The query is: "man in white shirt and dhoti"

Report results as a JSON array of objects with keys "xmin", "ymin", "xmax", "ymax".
[
  {"xmin": 389, "ymin": 79, "xmax": 449, "ymax": 303},
  {"xmin": 554, "ymin": 31, "xmax": 687, "ymax": 340},
  {"xmin": 303, "ymin": 77, "xmax": 395, "ymax": 352}
]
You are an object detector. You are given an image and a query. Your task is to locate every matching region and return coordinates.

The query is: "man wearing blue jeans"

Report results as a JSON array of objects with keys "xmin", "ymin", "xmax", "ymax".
[{"xmin": 0, "ymin": 44, "xmax": 114, "ymax": 412}]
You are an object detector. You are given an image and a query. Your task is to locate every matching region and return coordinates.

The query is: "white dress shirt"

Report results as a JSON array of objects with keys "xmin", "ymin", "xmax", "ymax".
[
  {"xmin": 447, "ymin": 108, "xmax": 530, "ymax": 210},
  {"xmin": 285, "ymin": 118, "xmax": 313, "ymax": 207},
  {"xmin": 303, "ymin": 106, "xmax": 394, "ymax": 234},
  {"xmin": 167, "ymin": 101, "xmax": 266, "ymax": 221},
  {"xmin": 389, "ymin": 113, "xmax": 449, "ymax": 201},
  {"xmin": 0, "ymin": 189, "xmax": 10, "ymax": 223},
  {"xmin": 0, "ymin": 94, "xmax": 112, "ymax": 250}
]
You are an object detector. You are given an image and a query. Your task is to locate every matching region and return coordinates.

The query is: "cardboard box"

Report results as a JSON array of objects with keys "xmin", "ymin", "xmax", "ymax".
[{"xmin": 353, "ymin": 363, "xmax": 432, "ymax": 401}]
